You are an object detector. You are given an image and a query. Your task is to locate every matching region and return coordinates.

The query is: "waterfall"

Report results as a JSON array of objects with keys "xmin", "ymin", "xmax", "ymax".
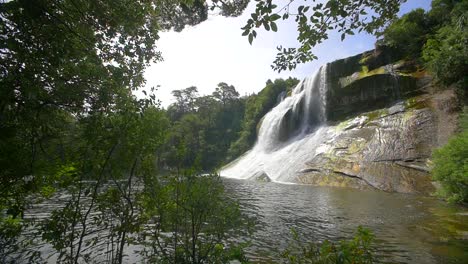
[{"xmin": 220, "ymin": 65, "xmax": 332, "ymax": 183}]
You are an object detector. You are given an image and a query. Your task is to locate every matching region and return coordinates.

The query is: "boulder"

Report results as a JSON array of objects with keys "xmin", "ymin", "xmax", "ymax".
[{"xmin": 249, "ymin": 171, "xmax": 271, "ymax": 182}]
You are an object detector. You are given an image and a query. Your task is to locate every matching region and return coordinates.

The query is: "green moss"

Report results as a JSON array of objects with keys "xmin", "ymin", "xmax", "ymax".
[
  {"xmin": 359, "ymin": 54, "xmax": 372, "ymax": 64},
  {"xmin": 368, "ymin": 67, "xmax": 386, "ymax": 75},
  {"xmin": 405, "ymin": 97, "xmax": 428, "ymax": 109},
  {"xmin": 362, "ymin": 109, "xmax": 389, "ymax": 125},
  {"xmin": 397, "ymin": 68, "xmax": 427, "ymax": 78},
  {"xmin": 349, "ymin": 140, "xmax": 366, "ymax": 153},
  {"xmin": 359, "ymin": 66, "xmax": 386, "ymax": 78},
  {"xmin": 402, "ymin": 110, "xmax": 414, "ymax": 122},
  {"xmin": 339, "ymin": 66, "xmax": 388, "ymax": 87},
  {"xmin": 336, "ymin": 119, "xmax": 352, "ymax": 131},
  {"xmin": 358, "ymin": 65, "xmax": 369, "ymax": 78}
]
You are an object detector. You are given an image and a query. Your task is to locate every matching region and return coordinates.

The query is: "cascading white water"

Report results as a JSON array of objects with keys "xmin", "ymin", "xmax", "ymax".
[{"xmin": 220, "ymin": 65, "xmax": 333, "ymax": 182}]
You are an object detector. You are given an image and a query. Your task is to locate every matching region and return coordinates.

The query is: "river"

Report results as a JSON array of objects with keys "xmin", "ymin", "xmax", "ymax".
[
  {"xmin": 21, "ymin": 178, "xmax": 468, "ymax": 263},
  {"xmin": 223, "ymin": 178, "xmax": 468, "ymax": 263}
]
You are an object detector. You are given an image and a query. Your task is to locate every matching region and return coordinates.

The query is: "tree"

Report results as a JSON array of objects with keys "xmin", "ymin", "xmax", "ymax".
[
  {"xmin": 0, "ymin": 0, "xmax": 249, "ymax": 212},
  {"xmin": 422, "ymin": 0, "xmax": 468, "ymax": 88},
  {"xmin": 39, "ymin": 95, "xmax": 170, "ymax": 263},
  {"xmin": 139, "ymin": 173, "xmax": 248, "ymax": 264},
  {"xmin": 377, "ymin": 8, "xmax": 429, "ymax": 58},
  {"xmin": 0, "ymin": 0, "xmax": 248, "ymax": 260},
  {"xmin": 169, "ymin": 87, "xmax": 200, "ymax": 120},
  {"xmin": 212, "ymin": 82, "xmax": 240, "ymax": 107},
  {"xmin": 195, "ymin": 95, "xmax": 219, "ymax": 125},
  {"xmin": 280, "ymin": 226, "xmax": 374, "ymax": 264},
  {"xmin": 432, "ymin": 107, "xmax": 468, "ymax": 204},
  {"xmin": 242, "ymin": 0, "xmax": 406, "ymax": 71}
]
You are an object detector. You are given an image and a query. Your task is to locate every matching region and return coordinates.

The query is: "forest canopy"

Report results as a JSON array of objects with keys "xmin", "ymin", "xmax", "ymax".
[{"xmin": 1, "ymin": 0, "xmax": 467, "ymax": 262}]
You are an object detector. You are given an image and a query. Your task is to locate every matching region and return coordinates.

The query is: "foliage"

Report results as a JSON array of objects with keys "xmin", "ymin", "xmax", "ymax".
[
  {"xmin": 37, "ymin": 98, "xmax": 170, "ymax": 263},
  {"xmin": 227, "ymin": 78, "xmax": 299, "ymax": 160},
  {"xmin": 213, "ymin": 82, "xmax": 240, "ymax": 106},
  {"xmin": 0, "ymin": 0, "xmax": 248, "ymax": 261},
  {"xmin": 165, "ymin": 84, "xmax": 245, "ymax": 170},
  {"xmin": 0, "ymin": 215, "xmax": 25, "ymax": 263},
  {"xmin": 422, "ymin": 1, "xmax": 468, "ymax": 88},
  {"xmin": 139, "ymin": 172, "xmax": 250, "ymax": 264},
  {"xmin": 242, "ymin": 0, "xmax": 405, "ymax": 71},
  {"xmin": 432, "ymin": 108, "xmax": 468, "ymax": 204},
  {"xmin": 169, "ymin": 86, "xmax": 200, "ymax": 120},
  {"xmin": 280, "ymin": 226, "xmax": 375, "ymax": 264},
  {"xmin": 377, "ymin": 0, "xmax": 467, "ymax": 89},
  {"xmin": 377, "ymin": 8, "xmax": 429, "ymax": 58}
]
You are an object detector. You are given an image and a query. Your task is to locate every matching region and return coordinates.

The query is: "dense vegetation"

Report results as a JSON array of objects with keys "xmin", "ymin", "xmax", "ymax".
[
  {"xmin": 377, "ymin": 0, "xmax": 467, "ymax": 203},
  {"xmin": 164, "ymin": 84, "xmax": 245, "ymax": 171},
  {"xmin": 432, "ymin": 108, "xmax": 468, "ymax": 203},
  {"xmin": 0, "ymin": 0, "xmax": 327, "ymax": 261},
  {"xmin": 1, "ymin": 0, "xmax": 466, "ymax": 262},
  {"xmin": 281, "ymin": 227, "xmax": 374, "ymax": 264},
  {"xmin": 377, "ymin": 0, "xmax": 467, "ymax": 96},
  {"xmin": 0, "ymin": 0, "xmax": 251, "ymax": 262}
]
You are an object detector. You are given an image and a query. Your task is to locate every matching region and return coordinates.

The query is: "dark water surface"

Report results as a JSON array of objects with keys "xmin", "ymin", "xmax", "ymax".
[
  {"xmin": 223, "ymin": 179, "xmax": 468, "ymax": 263},
  {"xmin": 23, "ymin": 179, "xmax": 468, "ymax": 263}
]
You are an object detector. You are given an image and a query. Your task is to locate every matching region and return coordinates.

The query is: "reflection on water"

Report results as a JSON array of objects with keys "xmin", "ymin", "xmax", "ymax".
[
  {"xmin": 223, "ymin": 178, "xmax": 468, "ymax": 263},
  {"xmin": 22, "ymin": 179, "xmax": 468, "ymax": 263}
]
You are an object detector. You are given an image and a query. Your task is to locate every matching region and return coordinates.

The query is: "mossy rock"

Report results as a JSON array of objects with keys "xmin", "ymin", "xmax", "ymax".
[
  {"xmin": 405, "ymin": 97, "xmax": 430, "ymax": 110},
  {"xmin": 325, "ymin": 46, "xmax": 427, "ymax": 122},
  {"xmin": 327, "ymin": 74, "xmax": 421, "ymax": 121}
]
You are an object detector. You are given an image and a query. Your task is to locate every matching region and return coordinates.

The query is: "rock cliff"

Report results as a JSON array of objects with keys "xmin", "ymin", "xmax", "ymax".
[{"xmin": 296, "ymin": 47, "xmax": 460, "ymax": 194}]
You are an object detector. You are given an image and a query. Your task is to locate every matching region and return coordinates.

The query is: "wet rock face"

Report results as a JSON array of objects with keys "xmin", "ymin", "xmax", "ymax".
[
  {"xmin": 249, "ymin": 171, "xmax": 271, "ymax": 182},
  {"xmin": 278, "ymin": 103, "xmax": 302, "ymax": 142},
  {"xmin": 289, "ymin": 46, "xmax": 461, "ymax": 194},
  {"xmin": 297, "ymin": 90, "xmax": 458, "ymax": 195},
  {"xmin": 325, "ymin": 47, "xmax": 425, "ymax": 121},
  {"xmin": 327, "ymin": 75, "xmax": 420, "ymax": 121}
]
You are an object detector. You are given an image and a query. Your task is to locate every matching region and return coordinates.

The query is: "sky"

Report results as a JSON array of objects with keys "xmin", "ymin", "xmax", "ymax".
[{"xmin": 143, "ymin": 0, "xmax": 432, "ymax": 108}]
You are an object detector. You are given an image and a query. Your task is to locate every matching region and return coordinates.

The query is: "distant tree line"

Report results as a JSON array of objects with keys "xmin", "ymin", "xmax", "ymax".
[{"xmin": 162, "ymin": 78, "xmax": 299, "ymax": 171}]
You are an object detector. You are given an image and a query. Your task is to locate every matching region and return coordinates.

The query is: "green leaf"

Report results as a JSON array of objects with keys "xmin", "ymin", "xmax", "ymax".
[
  {"xmin": 298, "ymin": 6, "xmax": 304, "ymax": 14},
  {"xmin": 271, "ymin": 22, "xmax": 278, "ymax": 32},
  {"xmin": 270, "ymin": 14, "xmax": 281, "ymax": 21},
  {"xmin": 248, "ymin": 33, "xmax": 253, "ymax": 45}
]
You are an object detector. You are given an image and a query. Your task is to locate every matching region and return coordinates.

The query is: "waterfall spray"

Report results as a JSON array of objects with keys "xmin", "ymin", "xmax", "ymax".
[{"xmin": 220, "ymin": 65, "xmax": 331, "ymax": 182}]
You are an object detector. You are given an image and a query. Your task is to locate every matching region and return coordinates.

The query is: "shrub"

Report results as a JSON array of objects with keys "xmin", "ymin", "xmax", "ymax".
[
  {"xmin": 422, "ymin": 1, "xmax": 468, "ymax": 88},
  {"xmin": 377, "ymin": 8, "xmax": 429, "ymax": 58},
  {"xmin": 280, "ymin": 226, "xmax": 375, "ymax": 264},
  {"xmin": 432, "ymin": 108, "xmax": 468, "ymax": 203}
]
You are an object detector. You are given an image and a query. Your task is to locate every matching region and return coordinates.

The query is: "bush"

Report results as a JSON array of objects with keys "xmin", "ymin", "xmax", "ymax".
[
  {"xmin": 432, "ymin": 108, "xmax": 468, "ymax": 203},
  {"xmin": 377, "ymin": 8, "xmax": 429, "ymax": 58},
  {"xmin": 139, "ymin": 172, "xmax": 250, "ymax": 263},
  {"xmin": 280, "ymin": 226, "xmax": 374, "ymax": 264},
  {"xmin": 422, "ymin": 1, "xmax": 468, "ymax": 88}
]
